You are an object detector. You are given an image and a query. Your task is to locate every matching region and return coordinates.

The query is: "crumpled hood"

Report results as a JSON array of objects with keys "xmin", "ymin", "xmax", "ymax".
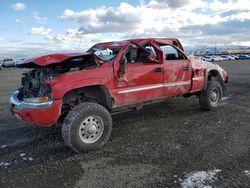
[{"xmin": 17, "ymin": 52, "xmax": 100, "ymax": 68}]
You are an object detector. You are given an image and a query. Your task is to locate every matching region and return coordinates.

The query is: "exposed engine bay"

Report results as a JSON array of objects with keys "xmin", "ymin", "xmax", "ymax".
[
  {"xmin": 17, "ymin": 54, "xmax": 99, "ymax": 101},
  {"xmin": 17, "ymin": 69, "xmax": 52, "ymax": 100}
]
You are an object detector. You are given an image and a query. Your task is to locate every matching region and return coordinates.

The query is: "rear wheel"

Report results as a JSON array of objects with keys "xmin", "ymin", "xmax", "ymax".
[
  {"xmin": 199, "ymin": 80, "xmax": 223, "ymax": 110},
  {"xmin": 62, "ymin": 102, "xmax": 112, "ymax": 153}
]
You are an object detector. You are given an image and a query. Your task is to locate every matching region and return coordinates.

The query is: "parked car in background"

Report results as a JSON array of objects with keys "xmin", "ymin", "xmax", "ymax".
[
  {"xmin": 212, "ymin": 55, "xmax": 224, "ymax": 61},
  {"xmin": 201, "ymin": 56, "xmax": 214, "ymax": 62},
  {"xmin": 220, "ymin": 55, "xmax": 229, "ymax": 61},
  {"xmin": 194, "ymin": 56, "xmax": 203, "ymax": 60},
  {"xmin": 3, "ymin": 59, "xmax": 16, "ymax": 67},
  {"xmin": 232, "ymin": 54, "xmax": 239, "ymax": 59},
  {"xmin": 201, "ymin": 55, "xmax": 223, "ymax": 62},
  {"xmin": 227, "ymin": 55, "xmax": 236, "ymax": 60},
  {"xmin": 0, "ymin": 60, "xmax": 3, "ymax": 70},
  {"xmin": 220, "ymin": 55, "xmax": 234, "ymax": 61},
  {"xmin": 236, "ymin": 54, "xmax": 250, "ymax": 60}
]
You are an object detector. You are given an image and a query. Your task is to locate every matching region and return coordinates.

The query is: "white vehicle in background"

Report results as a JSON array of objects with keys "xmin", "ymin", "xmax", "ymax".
[
  {"xmin": 231, "ymin": 54, "xmax": 239, "ymax": 59},
  {"xmin": 201, "ymin": 56, "xmax": 214, "ymax": 62},
  {"xmin": 201, "ymin": 55, "xmax": 223, "ymax": 62},
  {"xmin": 193, "ymin": 55, "xmax": 202, "ymax": 60},
  {"xmin": 213, "ymin": 55, "xmax": 224, "ymax": 61},
  {"xmin": 2, "ymin": 59, "xmax": 15, "ymax": 67},
  {"xmin": 220, "ymin": 55, "xmax": 235, "ymax": 60},
  {"xmin": 0, "ymin": 60, "xmax": 3, "ymax": 70},
  {"xmin": 227, "ymin": 55, "xmax": 236, "ymax": 60}
]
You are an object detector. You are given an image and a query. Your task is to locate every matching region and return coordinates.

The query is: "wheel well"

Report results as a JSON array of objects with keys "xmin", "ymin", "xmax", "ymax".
[
  {"xmin": 208, "ymin": 70, "xmax": 219, "ymax": 80},
  {"xmin": 62, "ymin": 85, "xmax": 112, "ymax": 110},
  {"xmin": 208, "ymin": 70, "xmax": 223, "ymax": 82},
  {"xmin": 206, "ymin": 69, "xmax": 226, "ymax": 94}
]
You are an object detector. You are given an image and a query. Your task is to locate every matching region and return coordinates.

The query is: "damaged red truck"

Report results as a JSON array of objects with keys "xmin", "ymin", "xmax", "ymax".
[{"xmin": 10, "ymin": 38, "xmax": 228, "ymax": 152}]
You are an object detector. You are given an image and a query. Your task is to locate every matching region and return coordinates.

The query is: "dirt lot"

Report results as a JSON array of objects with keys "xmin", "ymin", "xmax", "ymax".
[{"xmin": 0, "ymin": 60, "xmax": 249, "ymax": 188}]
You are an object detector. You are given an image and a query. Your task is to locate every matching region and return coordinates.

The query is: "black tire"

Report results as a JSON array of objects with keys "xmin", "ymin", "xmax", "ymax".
[
  {"xmin": 199, "ymin": 80, "xmax": 223, "ymax": 110},
  {"xmin": 62, "ymin": 102, "xmax": 112, "ymax": 153}
]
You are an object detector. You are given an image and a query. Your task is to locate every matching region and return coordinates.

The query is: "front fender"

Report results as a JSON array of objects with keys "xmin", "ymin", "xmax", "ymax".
[
  {"xmin": 204, "ymin": 67, "xmax": 227, "ymax": 95},
  {"xmin": 49, "ymin": 78, "xmax": 105, "ymax": 99}
]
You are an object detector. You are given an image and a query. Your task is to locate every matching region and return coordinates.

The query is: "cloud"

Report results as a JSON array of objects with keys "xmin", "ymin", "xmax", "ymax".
[
  {"xmin": 182, "ymin": 19, "xmax": 250, "ymax": 36},
  {"xmin": 3, "ymin": 0, "xmax": 250, "ymax": 56},
  {"xmin": 32, "ymin": 12, "xmax": 47, "ymax": 24},
  {"xmin": 60, "ymin": 3, "xmax": 142, "ymax": 34},
  {"xmin": 0, "ymin": 37, "xmax": 90, "ymax": 56},
  {"xmin": 46, "ymin": 28, "xmax": 106, "ymax": 44},
  {"xmin": 11, "ymin": 2, "xmax": 26, "ymax": 11},
  {"xmin": 58, "ymin": 0, "xmax": 250, "ymax": 47},
  {"xmin": 146, "ymin": 0, "xmax": 205, "ymax": 10},
  {"xmin": 29, "ymin": 26, "xmax": 52, "ymax": 35},
  {"xmin": 162, "ymin": 0, "xmax": 191, "ymax": 8},
  {"xmin": 148, "ymin": 0, "xmax": 191, "ymax": 9},
  {"xmin": 45, "ymin": 28, "xmax": 118, "ymax": 52},
  {"xmin": 46, "ymin": 28, "xmax": 82, "ymax": 41}
]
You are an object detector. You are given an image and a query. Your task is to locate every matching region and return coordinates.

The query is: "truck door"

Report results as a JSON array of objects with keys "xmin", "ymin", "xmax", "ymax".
[
  {"xmin": 115, "ymin": 44, "xmax": 164, "ymax": 106},
  {"xmin": 160, "ymin": 44, "xmax": 192, "ymax": 96}
]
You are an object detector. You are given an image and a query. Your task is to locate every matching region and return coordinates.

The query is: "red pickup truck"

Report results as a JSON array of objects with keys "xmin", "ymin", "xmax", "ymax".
[{"xmin": 10, "ymin": 38, "xmax": 228, "ymax": 152}]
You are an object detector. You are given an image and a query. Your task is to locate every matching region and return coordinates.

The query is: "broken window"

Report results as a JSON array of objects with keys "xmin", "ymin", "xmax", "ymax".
[
  {"xmin": 88, "ymin": 46, "xmax": 121, "ymax": 61},
  {"xmin": 160, "ymin": 45, "xmax": 185, "ymax": 60},
  {"xmin": 123, "ymin": 44, "xmax": 159, "ymax": 64}
]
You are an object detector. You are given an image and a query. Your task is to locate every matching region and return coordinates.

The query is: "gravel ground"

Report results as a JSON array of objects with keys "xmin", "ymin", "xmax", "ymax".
[{"xmin": 0, "ymin": 60, "xmax": 249, "ymax": 188}]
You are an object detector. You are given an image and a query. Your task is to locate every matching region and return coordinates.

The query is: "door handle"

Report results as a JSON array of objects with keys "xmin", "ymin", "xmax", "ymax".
[
  {"xmin": 154, "ymin": 67, "xmax": 164, "ymax": 73},
  {"xmin": 183, "ymin": 65, "xmax": 189, "ymax": 71}
]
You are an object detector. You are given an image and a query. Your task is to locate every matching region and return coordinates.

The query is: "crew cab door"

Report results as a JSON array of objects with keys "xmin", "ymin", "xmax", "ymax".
[
  {"xmin": 115, "ymin": 44, "xmax": 164, "ymax": 106},
  {"xmin": 160, "ymin": 44, "xmax": 192, "ymax": 96}
]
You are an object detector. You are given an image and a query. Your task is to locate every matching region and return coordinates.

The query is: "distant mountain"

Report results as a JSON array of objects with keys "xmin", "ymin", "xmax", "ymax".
[
  {"xmin": 1, "ymin": 45, "xmax": 249, "ymax": 59},
  {"xmin": 185, "ymin": 45, "xmax": 250, "ymax": 54}
]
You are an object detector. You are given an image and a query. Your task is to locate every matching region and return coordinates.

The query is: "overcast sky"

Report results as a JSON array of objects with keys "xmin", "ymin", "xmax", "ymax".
[{"xmin": 0, "ymin": 0, "xmax": 250, "ymax": 56}]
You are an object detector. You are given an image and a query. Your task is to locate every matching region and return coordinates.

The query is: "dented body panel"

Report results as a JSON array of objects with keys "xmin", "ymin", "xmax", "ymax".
[
  {"xmin": 10, "ymin": 38, "xmax": 228, "ymax": 126},
  {"xmin": 18, "ymin": 53, "xmax": 89, "ymax": 67}
]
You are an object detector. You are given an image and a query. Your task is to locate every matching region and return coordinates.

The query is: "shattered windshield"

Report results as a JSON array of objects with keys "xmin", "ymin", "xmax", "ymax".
[{"xmin": 88, "ymin": 46, "xmax": 121, "ymax": 61}]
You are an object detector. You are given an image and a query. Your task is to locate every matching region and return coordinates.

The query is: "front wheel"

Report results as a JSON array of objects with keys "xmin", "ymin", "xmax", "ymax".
[
  {"xmin": 199, "ymin": 80, "xmax": 223, "ymax": 110},
  {"xmin": 62, "ymin": 102, "xmax": 112, "ymax": 153}
]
